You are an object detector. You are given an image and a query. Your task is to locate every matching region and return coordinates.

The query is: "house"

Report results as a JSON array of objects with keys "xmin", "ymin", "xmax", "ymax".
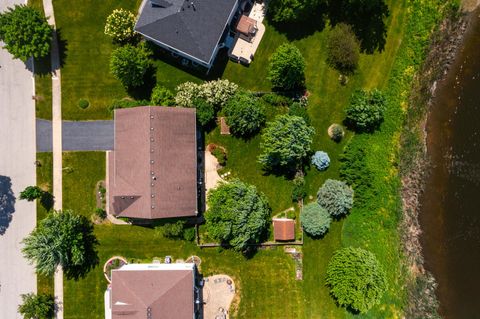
[
  {"xmin": 135, "ymin": 0, "xmax": 241, "ymax": 70},
  {"xmin": 105, "ymin": 263, "xmax": 201, "ymax": 319},
  {"xmin": 107, "ymin": 106, "xmax": 198, "ymax": 220},
  {"xmin": 272, "ymin": 218, "xmax": 296, "ymax": 241}
]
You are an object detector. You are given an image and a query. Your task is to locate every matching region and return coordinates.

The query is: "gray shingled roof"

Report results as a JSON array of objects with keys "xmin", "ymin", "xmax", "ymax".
[{"xmin": 135, "ymin": 0, "xmax": 238, "ymax": 64}]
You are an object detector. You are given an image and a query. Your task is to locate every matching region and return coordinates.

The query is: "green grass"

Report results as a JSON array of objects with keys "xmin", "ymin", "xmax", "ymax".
[
  {"xmin": 53, "ymin": 0, "xmax": 142, "ymax": 120},
  {"xmin": 63, "ymin": 152, "xmax": 105, "ymax": 217},
  {"xmin": 36, "ymin": 152, "xmax": 54, "ymax": 295}
]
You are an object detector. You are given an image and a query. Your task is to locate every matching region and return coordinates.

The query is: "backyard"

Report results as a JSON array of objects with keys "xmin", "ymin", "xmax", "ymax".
[{"xmin": 31, "ymin": 0, "xmax": 452, "ymax": 317}]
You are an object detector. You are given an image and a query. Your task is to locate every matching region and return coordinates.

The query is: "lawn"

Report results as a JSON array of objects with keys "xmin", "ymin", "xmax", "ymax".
[
  {"xmin": 36, "ymin": 152, "xmax": 54, "ymax": 295},
  {"xmin": 50, "ymin": 0, "xmax": 452, "ymax": 317}
]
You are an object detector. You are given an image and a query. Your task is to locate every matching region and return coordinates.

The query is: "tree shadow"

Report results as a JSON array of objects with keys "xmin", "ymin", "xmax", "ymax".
[
  {"xmin": 56, "ymin": 28, "xmax": 68, "ymax": 70},
  {"xmin": 0, "ymin": 176, "xmax": 16, "ymax": 236},
  {"xmin": 267, "ymin": 9, "xmax": 328, "ymax": 41},
  {"xmin": 29, "ymin": 28, "xmax": 68, "ymax": 75},
  {"xmin": 40, "ymin": 191, "xmax": 55, "ymax": 212},
  {"xmin": 126, "ymin": 65, "xmax": 157, "ymax": 101},
  {"xmin": 328, "ymin": 0, "xmax": 389, "ymax": 53}
]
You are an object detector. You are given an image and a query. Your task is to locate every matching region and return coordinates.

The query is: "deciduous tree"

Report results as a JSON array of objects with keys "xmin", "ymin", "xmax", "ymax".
[
  {"xmin": 267, "ymin": 43, "xmax": 306, "ymax": 91},
  {"xmin": 110, "ymin": 44, "xmax": 151, "ymax": 88},
  {"xmin": 224, "ymin": 92, "xmax": 266, "ymax": 137},
  {"xmin": 18, "ymin": 293, "xmax": 54, "ymax": 319}
]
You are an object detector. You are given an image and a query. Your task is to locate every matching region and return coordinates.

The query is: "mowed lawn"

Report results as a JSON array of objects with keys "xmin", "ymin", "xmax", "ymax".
[{"xmin": 52, "ymin": 0, "xmax": 411, "ymax": 317}]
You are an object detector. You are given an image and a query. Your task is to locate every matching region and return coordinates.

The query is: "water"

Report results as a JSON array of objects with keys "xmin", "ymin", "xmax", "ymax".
[{"xmin": 420, "ymin": 11, "xmax": 480, "ymax": 319}]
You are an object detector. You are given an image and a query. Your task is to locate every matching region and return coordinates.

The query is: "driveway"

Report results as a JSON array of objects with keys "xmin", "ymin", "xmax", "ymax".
[
  {"xmin": 0, "ymin": 13, "xmax": 37, "ymax": 319},
  {"xmin": 37, "ymin": 119, "xmax": 114, "ymax": 152}
]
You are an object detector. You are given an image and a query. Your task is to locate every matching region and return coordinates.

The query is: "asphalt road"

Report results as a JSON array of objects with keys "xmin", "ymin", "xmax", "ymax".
[
  {"xmin": 36, "ymin": 119, "xmax": 114, "ymax": 152},
  {"xmin": 0, "ymin": 18, "xmax": 37, "ymax": 319}
]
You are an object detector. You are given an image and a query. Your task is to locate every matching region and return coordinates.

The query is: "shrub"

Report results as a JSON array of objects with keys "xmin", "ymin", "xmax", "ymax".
[
  {"xmin": 224, "ymin": 92, "xmax": 266, "ymax": 137},
  {"xmin": 301, "ymin": 202, "xmax": 331, "ymax": 237},
  {"xmin": 268, "ymin": 43, "xmax": 306, "ymax": 91},
  {"xmin": 345, "ymin": 89, "xmax": 386, "ymax": 132},
  {"xmin": 288, "ymin": 102, "xmax": 310, "ymax": 124},
  {"xmin": 104, "ymin": 9, "xmax": 136, "ymax": 43},
  {"xmin": 19, "ymin": 186, "xmax": 44, "ymax": 201},
  {"xmin": 192, "ymin": 98, "xmax": 215, "ymax": 127},
  {"xmin": 78, "ymin": 99, "xmax": 89, "ymax": 109},
  {"xmin": 291, "ymin": 174, "xmax": 306, "ymax": 202},
  {"xmin": 161, "ymin": 220, "xmax": 186, "ymax": 239},
  {"xmin": 211, "ymin": 147, "xmax": 227, "ymax": 166},
  {"xmin": 267, "ymin": 0, "xmax": 321, "ymax": 24},
  {"xmin": 261, "ymin": 93, "xmax": 292, "ymax": 106},
  {"xmin": 150, "ymin": 85, "xmax": 175, "ymax": 106},
  {"xmin": 175, "ymin": 79, "xmax": 237, "ymax": 109},
  {"xmin": 183, "ymin": 227, "xmax": 196, "ymax": 242},
  {"xmin": 258, "ymin": 115, "xmax": 315, "ymax": 170},
  {"xmin": 326, "ymin": 23, "xmax": 360, "ymax": 75},
  {"xmin": 110, "ymin": 44, "xmax": 151, "ymax": 88},
  {"xmin": 329, "ymin": 124, "xmax": 344, "ymax": 142},
  {"xmin": 94, "ymin": 208, "xmax": 107, "ymax": 220},
  {"xmin": 311, "ymin": 151, "xmax": 330, "ymax": 171},
  {"xmin": 108, "ymin": 99, "xmax": 150, "ymax": 112},
  {"xmin": 18, "ymin": 293, "xmax": 54, "ymax": 319},
  {"xmin": 205, "ymin": 179, "xmax": 270, "ymax": 251},
  {"xmin": 326, "ymin": 247, "xmax": 387, "ymax": 313},
  {"xmin": 0, "ymin": 5, "xmax": 52, "ymax": 61},
  {"xmin": 317, "ymin": 179, "xmax": 354, "ymax": 217}
]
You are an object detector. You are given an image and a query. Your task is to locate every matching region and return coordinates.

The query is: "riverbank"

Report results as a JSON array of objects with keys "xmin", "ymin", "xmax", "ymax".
[{"xmin": 400, "ymin": 2, "xmax": 473, "ymax": 318}]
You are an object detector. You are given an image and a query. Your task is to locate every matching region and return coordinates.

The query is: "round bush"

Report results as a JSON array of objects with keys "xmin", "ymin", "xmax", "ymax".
[
  {"xmin": 104, "ymin": 9, "xmax": 136, "ymax": 43},
  {"xmin": 329, "ymin": 124, "xmax": 344, "ymax": 142},
  {"xmin": 78, "ymin": 99, "xmax": 90, "ymax": 109},
  {"xmin": 224, "ymin": 92, "xmax": 266, "ymax": 137},
  {"xmin": 311, "ymin": 151, "xmax": 330, "ymax": 171},
  {"xmin": 151, "ymin": 85, "xmax": 175, "ymax": 106},
  {"xmin": 301, "ymin": 202, "xmax": 331, "ymax": 237},
  {"xmin": 345, "ymin": 89, "xmax": 386, "ymax": 132},
  {"xmin": 110, "ymin": 44, "xmax": 151, "ymax": 88},
  {"xmin": 326, "ymin": 247, "xmax": 387, "ymax": 313},
  {"xmin": 317, "ymin": 179, "xmax": 354, "ymax": 217}
]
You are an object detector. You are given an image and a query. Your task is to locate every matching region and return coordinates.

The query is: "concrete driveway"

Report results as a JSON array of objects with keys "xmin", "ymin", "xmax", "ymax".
[
  {"xmin": 0, "ymin": 25, "xmax": 37, "ymax": 319},
  {"xmin": 37, "ymin": 119, "xmax": 114, "ymax": 152}
]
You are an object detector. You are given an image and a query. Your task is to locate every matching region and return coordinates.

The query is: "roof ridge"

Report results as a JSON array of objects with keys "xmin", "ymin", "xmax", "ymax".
[
  {"xmin": 149, "ymin": 106, "xmax": 154, "ymax": 217},
  {"xmin": 148, "ymin": 270, "xmax": 193, "ymax": 309}
]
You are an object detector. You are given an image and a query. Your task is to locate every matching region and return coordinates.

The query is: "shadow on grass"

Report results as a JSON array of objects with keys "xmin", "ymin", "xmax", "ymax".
[
  {"xmin": 0, "ymin": 176, "xmax": 16, "ymax": 236},
  {"xmin": 40, "ymin": 191, "xmax": 55, "ymax": 212},
  {"xmin": 127, "ymin": 66, "xmax": 157, "ymax": 101},
  {"xmin": 31, "ymin": 28, "xmax": 69, "ymax": 75}
]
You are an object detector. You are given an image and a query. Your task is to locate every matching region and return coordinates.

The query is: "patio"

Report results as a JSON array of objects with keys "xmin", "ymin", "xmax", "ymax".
[
  {"xmin": 203, "ymin": 275, "xmax": 236, "ymax": 319},
  {"xmin": 228, "ymin": 2, "xmax": 266, "ymax": 65}
]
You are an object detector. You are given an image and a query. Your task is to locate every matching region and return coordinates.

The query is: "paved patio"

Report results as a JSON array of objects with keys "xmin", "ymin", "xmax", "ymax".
[
  {"xmin": 204, "ymin": 151, "xmax": 224, "ymax": 192},
  {"xmin": 203, "ymin": 275, "xmax": 236, "ymax": 319}
]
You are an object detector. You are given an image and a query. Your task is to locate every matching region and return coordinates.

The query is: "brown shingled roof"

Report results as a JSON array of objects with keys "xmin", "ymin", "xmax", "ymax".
[
  {"xmin": 236, "ymin": 15, "xmax": 257, "ymax": 35},
  {"xmin": 108, "ymin": 106, "xmax": 198, "ymax": 219},
  {"xmin": 273, "ymin": 218, "xmax": 295, "ymax": 241},
  {"xmin": 110, "ymin": 266, "xmax": 195, "ymax": 319}
]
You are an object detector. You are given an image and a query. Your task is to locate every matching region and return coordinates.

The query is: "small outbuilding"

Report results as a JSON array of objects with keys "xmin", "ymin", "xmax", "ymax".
[{"xmin": 272, "ymin": 218, "xmax": 295, "ymax": 242}]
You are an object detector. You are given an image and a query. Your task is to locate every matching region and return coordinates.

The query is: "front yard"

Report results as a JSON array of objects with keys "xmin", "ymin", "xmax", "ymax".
[{"xmin": 32, "ymin": 0, "xmax": 451, "ymax": 317}]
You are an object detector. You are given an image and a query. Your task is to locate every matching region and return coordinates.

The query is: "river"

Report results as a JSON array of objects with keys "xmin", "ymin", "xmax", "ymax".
[{"xmin": 420, "ymin": 9, "xmax": 480, "ymax": 319}]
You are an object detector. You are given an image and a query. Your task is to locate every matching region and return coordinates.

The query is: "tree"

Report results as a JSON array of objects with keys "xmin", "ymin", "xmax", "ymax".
[
  {"xmin": 345, "ymin": 89, "xmax": 386, "ymax": 132},
  {"xmin": 326, "ymin": 23, "xmax": 360, "ymax": 75},
  {"xmin": 150, "ymin": 84, "xmax": 175, "ymax": 106},
  {"xmin": 175, "ymin": 82, "xmax": 199, "ymax": 107},
  {"xmin": 104, "ymin": 8, "xmax": 136, "ymax": 43},
  {"xmin": 192, "ymin": 98, "xmax": 215, "ymax": 127},
  {"xmin": 258, "ymin": 115, "xmax": 315, "ymax": 170},
  {"xmin": 0, "ymin": 5, "xmax": 52, "ymax": 61},
  {"xmin": 301, "ymin": 202, "xmax": 331, "ymax": 237},
  {"xmin": 205, "ymin": 179, "xmax": 270, "ymax": 251},
  {"xmin": 22, "ymin": 210, "xmax": 99, "ymax": 279},
  {"xmin": 110, "ymin": 44, "xmax": 151, "ymax": 88},
  {"xmin": 267, "ymin": 0, "xmax": 324, "ymax": 24},
  {"xmin": 267, "ymin": 43, "xmax": 306, "ymax": 91},
  {"xmin": 224, "ymin": 92, "xmax": 266, "ymax": 137},
  {"xmin": 317, "ymin": 179, "xmax": 354, "ymax": 217},
  {"xmin": 19, "ymin": 186, "xmax": 44, "ymax": 201},
  {"xmin": 326, "ymin": 247, "xmax": 387, "ymax": 313},
  {"xmin": 18, "ymin": 293, "xmax": 54, "ymax": 319}
]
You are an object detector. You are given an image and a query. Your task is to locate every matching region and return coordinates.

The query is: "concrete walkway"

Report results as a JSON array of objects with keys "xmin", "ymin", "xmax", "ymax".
[
  {"xmin": 0, "ymin": 2, "xmax": 37, "ymax": 318},
  {"xmin": 42, "ymin": 0, "xmax": 64, "ymax": 317},
  {"xmin": 36, "ymin": 119, "xmax": 114, "ymax": 152}
]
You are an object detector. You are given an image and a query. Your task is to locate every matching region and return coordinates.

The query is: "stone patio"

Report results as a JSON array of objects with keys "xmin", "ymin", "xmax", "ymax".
[{"xmin": 203, "ymin": 275, "xmax": 236, "ymax": 319}]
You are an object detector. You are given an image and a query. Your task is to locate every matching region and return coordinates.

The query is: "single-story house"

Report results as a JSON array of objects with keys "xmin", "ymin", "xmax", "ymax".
[
  {"xmin": 135, "ymin": 0, "xmax": 242, "ymax": 69},
  {"xmin": 107, "ymin": 106, "xmax": 198, "ymax": 220},
  {"xmin": 105, "ymin": 263, "xmax": 201, "ymax": 319},
  {"xmin": 272, "ymin": 218, "xmax": 295, "ymax": 241}
]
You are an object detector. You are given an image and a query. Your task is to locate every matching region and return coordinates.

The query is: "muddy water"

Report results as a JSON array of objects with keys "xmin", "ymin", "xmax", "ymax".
[{"xmin": 420, "ymin": 11, "xmax": 480, "ymax": 319}]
